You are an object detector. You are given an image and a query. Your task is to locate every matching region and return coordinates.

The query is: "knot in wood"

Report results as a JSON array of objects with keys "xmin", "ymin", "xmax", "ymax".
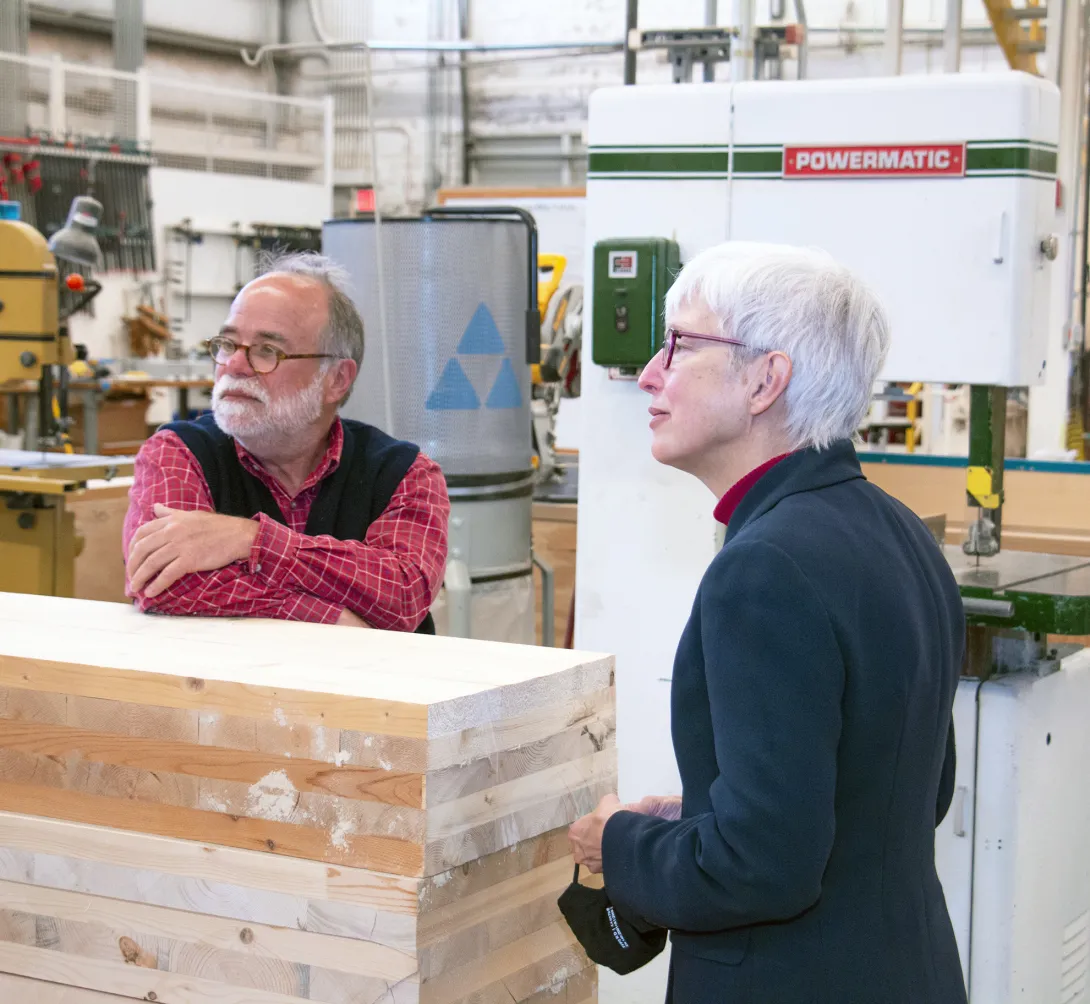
[
  {"xmin": 185, "ymin": 677, "xmax": 205, "ymax": 692},
  {"xmin": 239, "ymin": 927, "xmax": 255, "ymax": 944},
  {"xmin": 118, "ymin": 936, "xmax": 156, "ymax": 968}
]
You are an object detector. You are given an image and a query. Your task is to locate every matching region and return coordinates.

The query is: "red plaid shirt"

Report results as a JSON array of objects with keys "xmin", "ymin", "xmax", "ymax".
[{"xmin": 122, "ymin": 419, "xmax": 450, "ymax": 631}]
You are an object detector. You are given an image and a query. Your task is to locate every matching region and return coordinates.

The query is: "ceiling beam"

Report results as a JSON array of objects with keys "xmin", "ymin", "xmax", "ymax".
[{"xmin": 28, "ymin": 2, "xmax": 268, "ymax": 60}]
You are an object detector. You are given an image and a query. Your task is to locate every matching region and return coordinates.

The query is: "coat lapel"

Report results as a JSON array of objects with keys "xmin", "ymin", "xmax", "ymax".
[{"xmin": 724, "ymin": 439, "xmax": 865, "ymax": 544}]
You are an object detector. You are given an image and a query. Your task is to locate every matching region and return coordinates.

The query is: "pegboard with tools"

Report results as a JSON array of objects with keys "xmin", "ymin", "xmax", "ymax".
[
  {"xmin": 0, "ymin": 138, "xmax": 155, "ymax": 273},
  {"xmin": 165, "ymin": 221, "xmax": 321, "ymax": 327}
]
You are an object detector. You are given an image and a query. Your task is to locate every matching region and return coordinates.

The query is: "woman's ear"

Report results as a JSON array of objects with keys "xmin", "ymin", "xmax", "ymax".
[{"xmin": 749, "ymin": 352, "xmax": 792, "ymax": 417}]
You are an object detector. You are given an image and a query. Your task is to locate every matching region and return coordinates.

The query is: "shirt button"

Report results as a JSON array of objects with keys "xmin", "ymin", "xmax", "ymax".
[{"xmin": 254, "ymin": 563, "xmax": 262, "ymax": 574}]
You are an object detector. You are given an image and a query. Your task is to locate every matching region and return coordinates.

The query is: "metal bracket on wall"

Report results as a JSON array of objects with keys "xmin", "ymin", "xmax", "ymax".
[{"xmin": 635, "ymin": 25, "xmax": 803, "ymax": 82}]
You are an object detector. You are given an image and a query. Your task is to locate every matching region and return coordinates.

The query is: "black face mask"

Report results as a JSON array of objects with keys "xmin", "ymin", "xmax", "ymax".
[{"xmin": 558, "ymin": 864, "xmax": 668, "ymax": 975}]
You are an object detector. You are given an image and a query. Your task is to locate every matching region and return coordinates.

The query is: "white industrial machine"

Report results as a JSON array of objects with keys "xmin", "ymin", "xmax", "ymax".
[{"xmin": 577, "ymin": 72, "xmax": 1090, "ymax": 1003}]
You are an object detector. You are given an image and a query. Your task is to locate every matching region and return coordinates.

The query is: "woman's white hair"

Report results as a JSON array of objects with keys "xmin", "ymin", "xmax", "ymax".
[{"xmin": 664, "ymin": 241, "xmax": 891, "ymax": 452}]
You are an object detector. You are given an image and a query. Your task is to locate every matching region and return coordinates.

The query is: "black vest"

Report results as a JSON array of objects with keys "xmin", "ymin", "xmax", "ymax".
[{"xmin": 164, "ymin": 414, "xmax": 435, "ymax": 634}]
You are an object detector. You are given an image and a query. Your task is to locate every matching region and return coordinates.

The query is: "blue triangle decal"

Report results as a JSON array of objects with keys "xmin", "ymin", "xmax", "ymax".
[
  {"xmin": 457, "ymin": 303, "xmax": 506, "ymax": 355},
  {"xmin": 426, "ymin": 358, "xmax": 480, "ymax": 411},
  {"xmin": 485, "ymin": 358, "xmax": 523, "ymax": 409}
]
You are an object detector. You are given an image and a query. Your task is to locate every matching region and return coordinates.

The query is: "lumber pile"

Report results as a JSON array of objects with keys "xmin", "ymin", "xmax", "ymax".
[{"xmin": 0, "ymin": 593, "xmax": 615, "ymax": 1003}]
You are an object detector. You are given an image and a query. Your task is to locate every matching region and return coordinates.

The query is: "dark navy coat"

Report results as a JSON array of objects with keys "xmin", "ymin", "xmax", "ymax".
[{"xmin": 601, "ymin": 440, "xmax": 967, "ymax": 1004}]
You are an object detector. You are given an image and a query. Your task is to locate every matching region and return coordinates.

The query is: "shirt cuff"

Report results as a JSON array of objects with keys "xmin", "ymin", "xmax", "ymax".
[{"xmin": 249, "ymin": 513, "xmax": 299, "ymax": 586}]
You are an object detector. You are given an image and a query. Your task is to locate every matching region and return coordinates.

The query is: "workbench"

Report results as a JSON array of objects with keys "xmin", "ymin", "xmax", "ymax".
[
  {"xmin": 2, "ymin": 377, "xmax": 213, "ymax": 454},
  {"xmin": 0, "ymin": 593, "xmax": 613, "ymax": 1003}
]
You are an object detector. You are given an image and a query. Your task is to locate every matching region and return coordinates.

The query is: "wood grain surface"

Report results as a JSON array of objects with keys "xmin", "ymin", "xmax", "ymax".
[{"xmin": 0, "ymin": 592, "xmax": 615, "ymax": 1001}]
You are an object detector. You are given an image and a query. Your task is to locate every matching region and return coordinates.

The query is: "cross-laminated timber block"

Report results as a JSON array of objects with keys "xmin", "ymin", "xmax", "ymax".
[{"xmin": 0, "ymin": 593, "xmax": 615, "ymax": 1003}]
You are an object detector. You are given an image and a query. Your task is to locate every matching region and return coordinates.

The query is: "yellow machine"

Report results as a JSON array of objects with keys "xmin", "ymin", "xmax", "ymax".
[
  {"xmin": 0, "ymin": 197, "xmax": 133, "ymax": 597},
  {"xmin": 531, "ymin": 254, "xmax": 582, "ymax": 482}
]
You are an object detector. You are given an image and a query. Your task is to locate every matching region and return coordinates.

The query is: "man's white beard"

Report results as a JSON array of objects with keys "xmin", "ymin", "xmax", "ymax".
[{"xmin": 212, "ymin": 372, "xmax": 326, "ymax": 444}]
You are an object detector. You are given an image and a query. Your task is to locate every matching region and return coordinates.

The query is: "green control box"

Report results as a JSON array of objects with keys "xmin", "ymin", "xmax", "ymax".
[{"xmin": 592, "ymin": 237, "xmax": 680, "ymax": 369}]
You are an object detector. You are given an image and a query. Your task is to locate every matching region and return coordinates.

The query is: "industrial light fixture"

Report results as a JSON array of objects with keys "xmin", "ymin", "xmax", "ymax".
[{"xmin": 48, "ymin": 195, "xmax": 104, "ymax": 269}]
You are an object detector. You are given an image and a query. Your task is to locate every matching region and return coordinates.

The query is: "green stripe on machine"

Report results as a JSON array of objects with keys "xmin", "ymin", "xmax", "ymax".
[
  {"xmin": 587, "ymin": 148, "xmax": 730, "ymax": 174},
  {"xmin": 965, "ymin": 143, "xmax": 1058, "ymax": 175},
  {"xmin": 733, "ymin": 148, "xmax": 784, "ymax": 175},
  {"xmin": 586, "ymin": 146, "xmax": 780, "ymax": 176}
]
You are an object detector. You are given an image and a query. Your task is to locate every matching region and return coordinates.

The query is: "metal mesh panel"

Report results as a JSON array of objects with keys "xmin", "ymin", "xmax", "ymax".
[
  {"xmin": 0, "ymin": 53, "xmax": 45, "ymax": 138},
  {"xmin": 149, "ymin": 79, "xmax": 325, "ymax": 182},
  {"xmin": 209, "ymin": 158, "xmax": 270, "ymax": 178},
  {"xmin": 0, "ymin": 54, "xmax": 327, "ymax": 182},
  {"xmin": 271, "ymin": 164, "xmax": 315, "ymax": 182},
  {"xmin": 4, "ymin": 149, "xmax": 155, "ymax": 271},
  {"xmin": 326, "ymin": 218, "xmax": 533, "ymax": 478},
  {"xmin": 64, "ymin": 67, "xmax": 125, "ymax": 143},
  {"xmin": 154, "ymin": 152, "xmax": 205, "ymax": 172},
  {"xmin": 0, "ymin": 1, "xmax": 29, "ymax": 137}
]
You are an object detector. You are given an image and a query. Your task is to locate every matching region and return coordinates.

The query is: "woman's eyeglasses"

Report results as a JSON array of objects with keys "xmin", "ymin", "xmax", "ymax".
[{"xmin": 660, "ymin": 327, "xmax": 762, "ymax": 370}]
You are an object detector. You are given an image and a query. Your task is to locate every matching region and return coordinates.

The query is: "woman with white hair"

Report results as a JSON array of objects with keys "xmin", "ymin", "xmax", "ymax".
[{"xmin": 567, "ymin": 242, "xmax": 967, "ymax": 1003}]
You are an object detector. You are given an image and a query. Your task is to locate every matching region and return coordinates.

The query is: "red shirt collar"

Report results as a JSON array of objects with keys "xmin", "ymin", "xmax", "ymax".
[{"xmin": 713, "ymin": 453, "xmax": 791, "ymax": 527}]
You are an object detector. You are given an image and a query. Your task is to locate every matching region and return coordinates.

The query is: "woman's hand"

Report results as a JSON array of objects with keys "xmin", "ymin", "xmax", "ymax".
[
  {"xmin": 626, "ymin": 794, "xmax": 683, "ymax": 821},
  {"xmin": 568, "ymin": 794, "xmax": 623, "ymax": 873}
]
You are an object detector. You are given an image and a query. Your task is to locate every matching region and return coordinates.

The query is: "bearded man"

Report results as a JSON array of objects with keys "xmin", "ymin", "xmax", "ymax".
[{"xmin": 122, "ymin": 252, "xmax": 449, "ymax": 632}]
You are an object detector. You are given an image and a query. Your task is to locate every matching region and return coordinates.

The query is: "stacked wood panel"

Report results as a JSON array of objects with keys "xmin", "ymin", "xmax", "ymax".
[{"xmin": 0, "ymin": 594, "xmax": 615, "ymax": 1003}]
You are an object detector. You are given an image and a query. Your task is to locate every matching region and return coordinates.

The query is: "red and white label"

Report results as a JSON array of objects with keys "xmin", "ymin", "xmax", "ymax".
[{"xmin": 784, "ymin": 144, "xmax": 966, "ymax": 179}]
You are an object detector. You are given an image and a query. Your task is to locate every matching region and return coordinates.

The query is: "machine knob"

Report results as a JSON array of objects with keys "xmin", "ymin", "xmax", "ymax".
[
  {"xmin": 19, "ymin": 351, "xmax": 37, "ymax": 369},
  {"xmin": 1040, "ymin": 235, "xmax": 1060, "ymax": 261},
  {"xmin": 17, "ymin": 513, "xmax": 35, "ymax": 531}
]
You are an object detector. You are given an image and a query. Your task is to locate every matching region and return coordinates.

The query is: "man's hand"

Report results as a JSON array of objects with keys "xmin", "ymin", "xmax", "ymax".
[
  {"xmin": 336, "ymin": 608, "xmax": 373, "ymax": 629},
  {"xmin": 625, "ymin": 794, "xmax": 683, "ymax": 821},
  {"xmin": 127, "ymin": 504, "xmax": 259, "ymax": 598},
  {"xmin": 568, "ymin": 794, "xmax": 623, "ymax": 874}
]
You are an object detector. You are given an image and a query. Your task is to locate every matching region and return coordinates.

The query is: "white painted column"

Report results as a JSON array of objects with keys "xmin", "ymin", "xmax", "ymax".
[
  {"xmin": 135, "ymin": 68, "xmax": 151, "ymax": 146},
  {"xmin": 1028, "ymin": 0, "xmax": 1084, "ymax": 456},
  {"xmin": 1044, "ymin": 0, "xmax": 1066, "ymax": 84},
  {"xmin": 323, "ymin": 93, "xmax": 336, "ymax": 217},
  {"xmin": 944, "ymin": 0, "xmax": 963, "ymax": 72},
  {"xmin": 885, "ymin": 0, "xmax": 904, "ymax": 75},
  {"xmin": 731, "ymin": 0, "xmax": 755, "ymax": 81},
  {"xmin": 48, "ymin": 54, "xmax": 65, "ymax": 139}
]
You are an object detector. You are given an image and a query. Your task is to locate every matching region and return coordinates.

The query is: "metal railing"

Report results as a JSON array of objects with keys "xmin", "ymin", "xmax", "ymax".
[{"xmin": 0, "ymin": 51, "xmax": 333, "ymax": 186}]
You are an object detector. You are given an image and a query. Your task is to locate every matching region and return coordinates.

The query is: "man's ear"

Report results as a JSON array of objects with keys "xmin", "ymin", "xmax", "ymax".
[
  {"xmin": 749, "ymin": 352, "xmax": 792, "ymax": 417},
  {"xmin": 326, "ymin": 359, "xmax": 358, "ymax": 405}
]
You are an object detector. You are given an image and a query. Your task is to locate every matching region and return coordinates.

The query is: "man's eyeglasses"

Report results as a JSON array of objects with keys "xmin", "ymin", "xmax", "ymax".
[
  {"xmin": 203, "ymin": 335, "xmax": 337, "ymax": 375},
  {"xmin": 660, "ymin": 327, "xmax": 763, "ymax": 370}
]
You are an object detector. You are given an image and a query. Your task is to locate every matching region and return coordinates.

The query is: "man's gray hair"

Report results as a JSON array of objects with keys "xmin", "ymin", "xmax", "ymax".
[
  {"xmin": 256, "ymin": 250, "xmax": 365, "ymax": 392},
  {"xmin": 663, "ymin": 242, "xmax": 891, "ymax": 452}
]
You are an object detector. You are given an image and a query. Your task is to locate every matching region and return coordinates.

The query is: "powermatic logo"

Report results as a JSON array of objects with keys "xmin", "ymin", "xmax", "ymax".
[{"xmin": 783, "ymin": 144, "xmax": 965, "ymax": 179}]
